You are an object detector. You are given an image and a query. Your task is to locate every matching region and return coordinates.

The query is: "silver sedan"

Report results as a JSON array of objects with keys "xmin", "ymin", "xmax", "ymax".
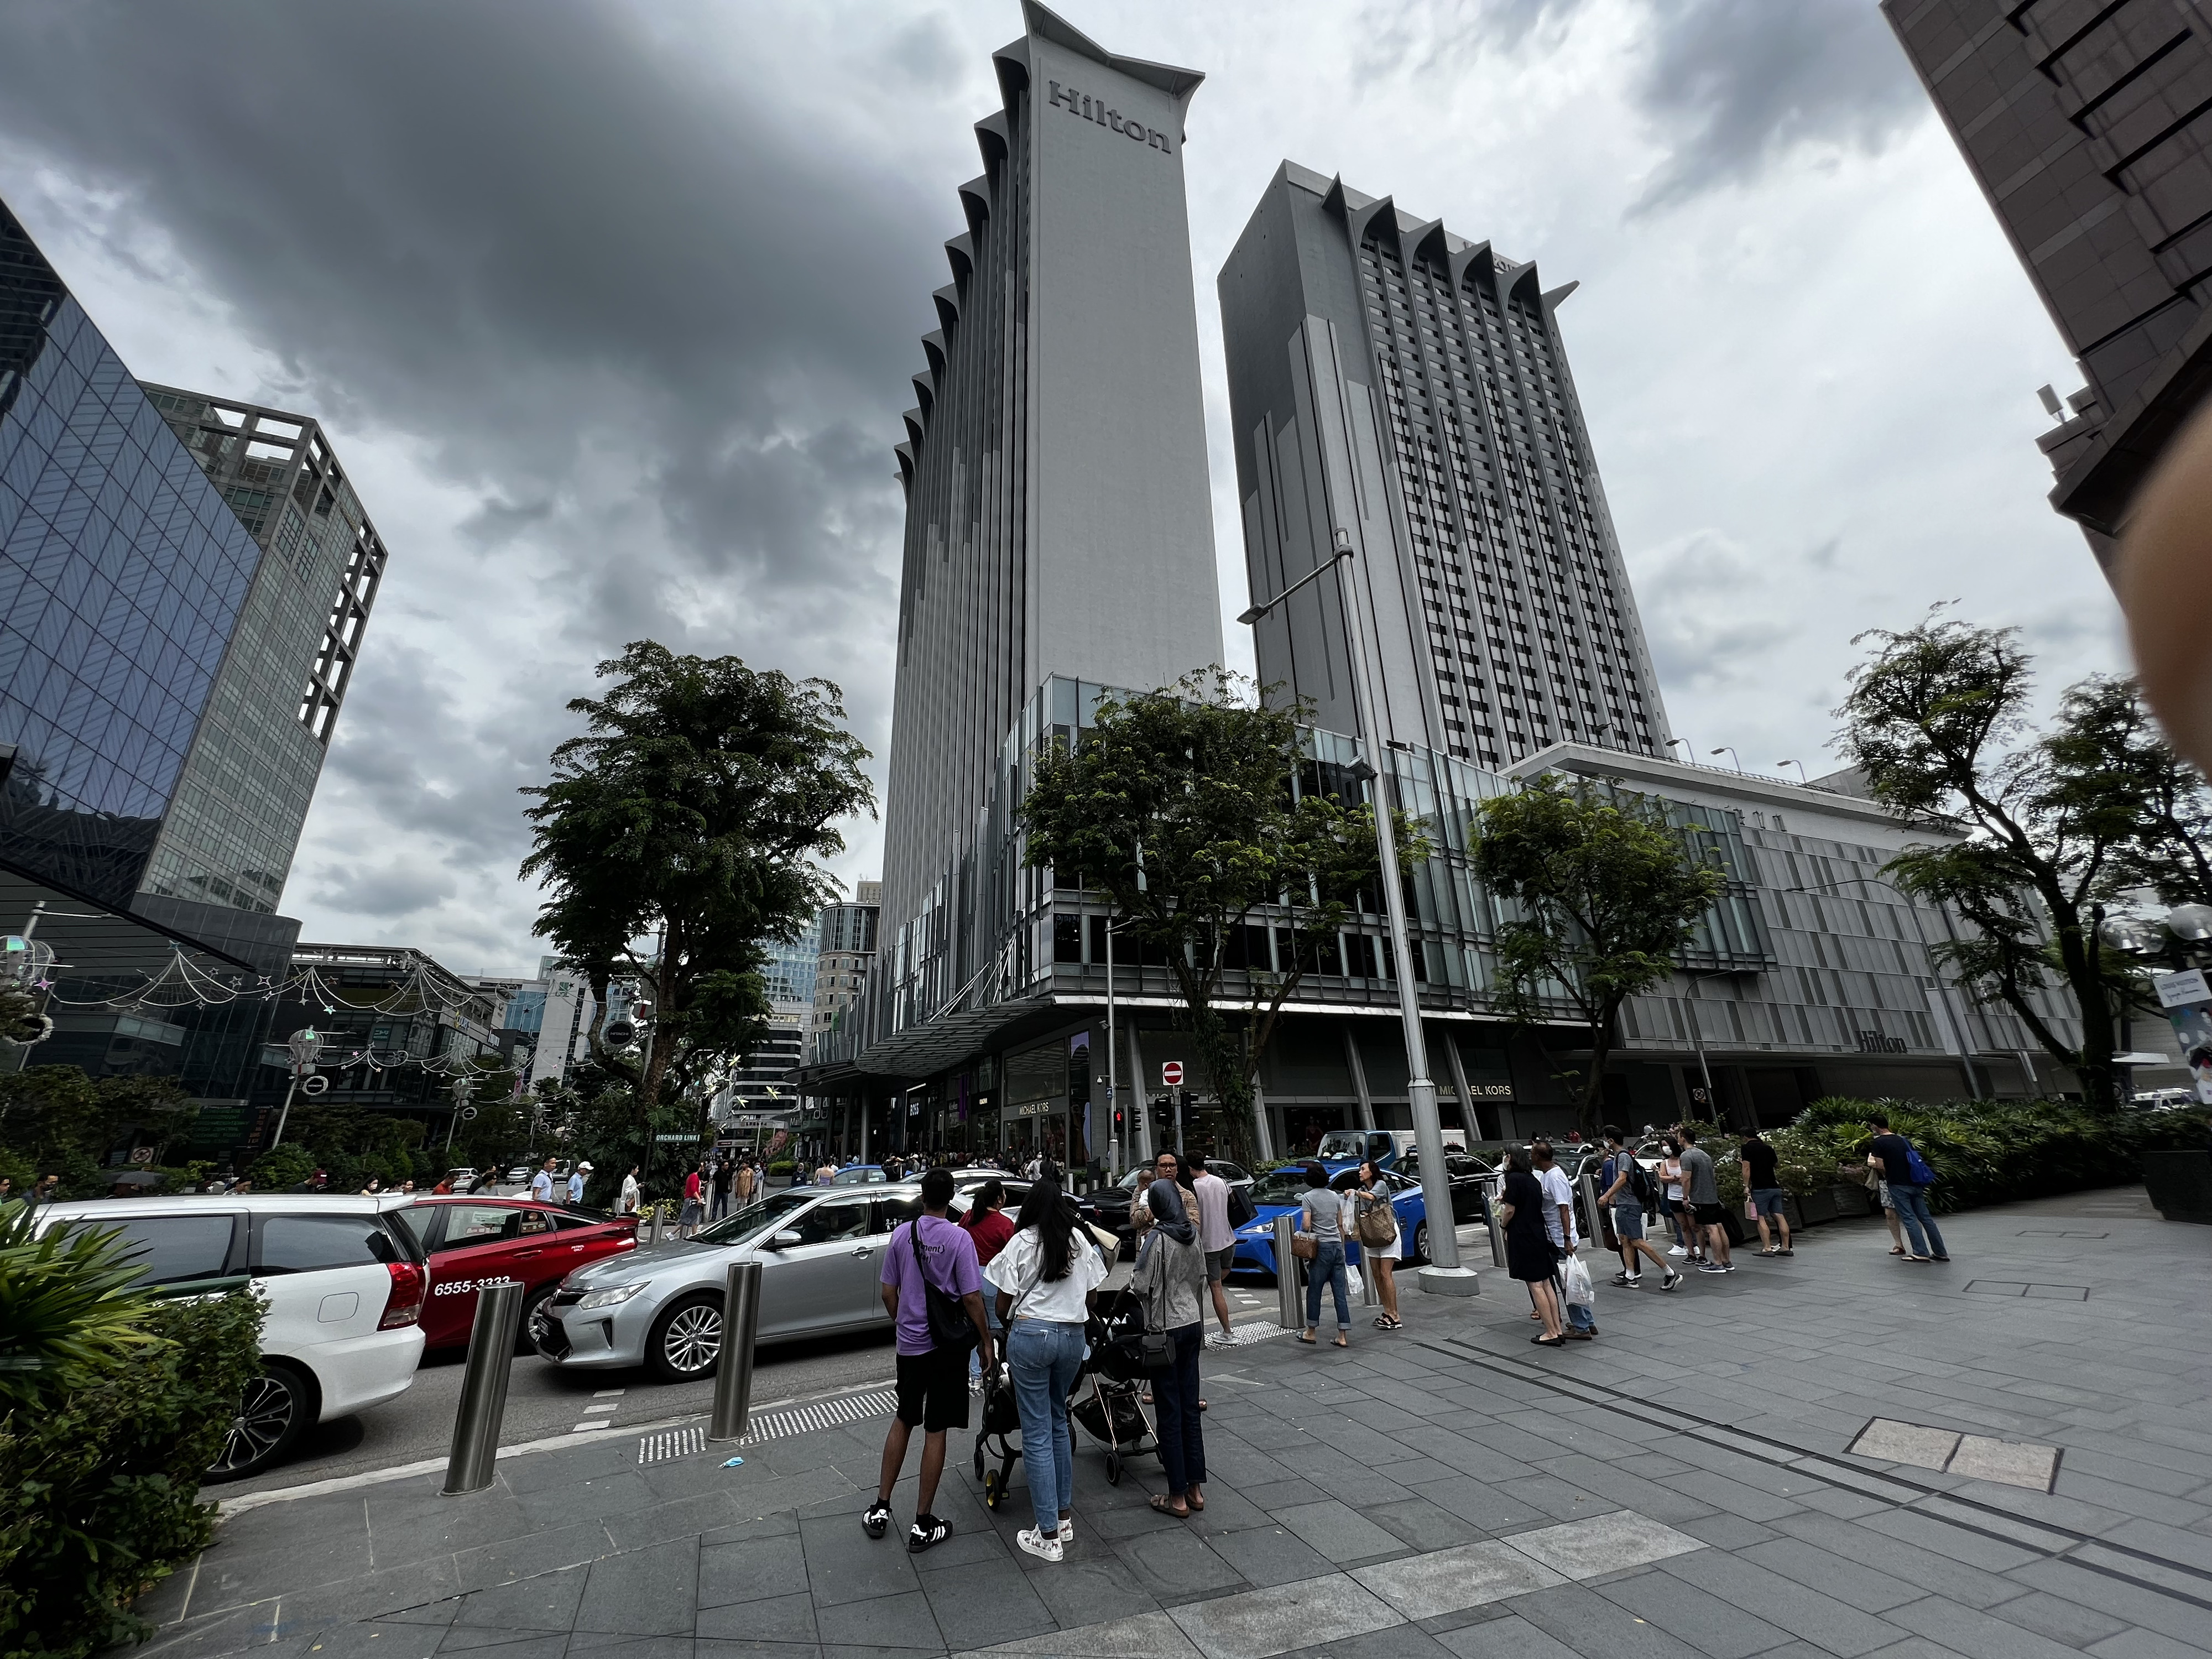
[{"xmin": 532, "ymin": 1175, "xmax": 1021, "ymax": 1383}]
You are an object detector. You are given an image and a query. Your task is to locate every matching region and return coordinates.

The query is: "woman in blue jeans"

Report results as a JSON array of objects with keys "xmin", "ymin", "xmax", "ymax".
[
  {"xmin": 1296, "ymin": 1161, "xmax": 1352, "ymax": 1347},
  {"xmin": 1133, "ymin": 1161, "xmax": 1209, "ymax": 1518},
  {"xmin": 1867, "ymin": 1116, "xmax": 1950, "ymax": 1262},
  {"xmin": 984, "ymin": 1173, "xmax": 1107, "ymax": 1563}
]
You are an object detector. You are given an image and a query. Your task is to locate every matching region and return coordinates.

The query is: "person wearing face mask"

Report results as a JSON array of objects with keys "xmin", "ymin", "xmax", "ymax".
[{"xmin": 1133, "ymin": 1156, "xmax": 1208, "ymax": 1520}]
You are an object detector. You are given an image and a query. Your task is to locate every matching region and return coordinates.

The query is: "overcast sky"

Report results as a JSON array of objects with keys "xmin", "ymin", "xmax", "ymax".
[{"xmin": 0, "ymin": 0, "xmax": 2119, "ymax": 976}]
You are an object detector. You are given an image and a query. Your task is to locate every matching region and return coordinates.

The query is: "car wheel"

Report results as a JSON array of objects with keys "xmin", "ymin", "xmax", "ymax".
[
  {"xmin": 517, "ymin": 1286, "xmax": 555, "ymax": 1355},
  {"xmin": 647, "ymin": 1293, "xmax": 723, "ymax": 1384},
  {"xmin": 1411, "ymin": 1221, "xmax": 1431, "ymax": 1266},
  {"xmin": 206, "ymin": 1361, "xmax": 312, "ymax": 1481}
]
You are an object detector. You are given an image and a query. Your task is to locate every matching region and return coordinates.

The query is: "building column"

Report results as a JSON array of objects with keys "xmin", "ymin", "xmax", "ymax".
[
  {"xmin": 1441, "ymin": 1029, "xmax": 1481, "ymax": 1141},
  {"xmin": 1128, "ymin": 1026, "xmax": 1153, "ymax": 1165},
  {"xmin": 1251, "ymin": 1074, "xmax": 1275, "ymax": 1165},
  {"xmin": 1343, "ymin": 1025, "xmax": 1376, "ymax": 1131}
]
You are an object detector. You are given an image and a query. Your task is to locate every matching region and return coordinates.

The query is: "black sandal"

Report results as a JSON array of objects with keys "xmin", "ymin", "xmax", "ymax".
[{"xmin": 1531, "ymin": 1333, "xmax": 1566, "ymax": 1347}]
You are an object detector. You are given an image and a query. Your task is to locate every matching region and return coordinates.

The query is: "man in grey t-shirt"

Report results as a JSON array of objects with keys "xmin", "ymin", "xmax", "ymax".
[{"xmin": 1677, "ymin": 1128, "xmax": 1733, "ymax": 1273}]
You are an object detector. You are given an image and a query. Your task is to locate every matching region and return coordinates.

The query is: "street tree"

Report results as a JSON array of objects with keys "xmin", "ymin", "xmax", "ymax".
[
  {"xmin": 1018, "ymin": 669, "xmax": 1420, "ymax": 1166},
  {"xmin": 1837, "ymin": 615, "xmax": 2179, "ymax": 1107},
  {"xmin": 521, "ymin": 642, "xmax": 873, "ymax": 1123},
  {"xmin": 1468, "ymin": 777, "xmax": 1726, "ymax": 1139}
]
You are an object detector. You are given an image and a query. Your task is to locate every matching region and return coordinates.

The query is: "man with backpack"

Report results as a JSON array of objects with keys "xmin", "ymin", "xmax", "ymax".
[
  {"xmin": 865, "ymin": 1166, "xmax": 994, "ymax": 1553},
  {"xmin": 1597, "ymin": 1127, "xmax": 1679, "ymax": 1290},
  {"xmin": 1866, "ymin": 1114, "xmax": 1949, "ymax": 1262}
]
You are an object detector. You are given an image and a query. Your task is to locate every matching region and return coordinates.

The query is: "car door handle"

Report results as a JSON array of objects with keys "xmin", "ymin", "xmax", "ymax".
[
  {"xmin": 851, "ymin": 1246, "xmax": 873, "ymax": 1257},
  {"xmin": 514, "ymin": 1248, "xmax": 542, "ymax": 1259}
]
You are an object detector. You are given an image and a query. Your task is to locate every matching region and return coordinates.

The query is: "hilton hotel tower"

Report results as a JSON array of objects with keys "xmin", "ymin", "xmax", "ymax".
[
  {"xmin": 1218, "ymin": 164, "xmax": 1672, "ymax": 770},
  {"xmin": 880, "ymin": 3, "xmax": 1222, "ymax": 986}
]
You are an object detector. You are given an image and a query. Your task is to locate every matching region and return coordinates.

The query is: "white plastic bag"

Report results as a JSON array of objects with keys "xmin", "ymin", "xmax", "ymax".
[
  {"xmin": 1344, "ymin": 1264, "xmax": 1365, "ymax": 1300},
  {"xmin": 1558, "ymin": 1250, "xmax": 1595, "ymax": 1308}
]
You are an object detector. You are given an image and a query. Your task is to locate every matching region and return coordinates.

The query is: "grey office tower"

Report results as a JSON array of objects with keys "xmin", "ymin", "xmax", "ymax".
[
  {"xmin": 1217, "ymin": 163, "xmax": 1670, "ymax": 769},
  {"xmin": 880, "ymin": 2, "xmax": 1222, "ymax": 998},
  {"xmin": 1886, "ymin": 1, "xmax": 2212, "ymax": 574}
]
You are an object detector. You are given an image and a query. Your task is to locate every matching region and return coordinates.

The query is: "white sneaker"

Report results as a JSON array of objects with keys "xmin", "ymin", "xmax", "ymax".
[
  {"xmin": 1018, "ymin": 1526, "xmax": 1063, "ymax": 1563},
  {"xmin": 1667, "ymin": 1245, "xmax": 1687, "ymax": 1256},
  {"xmin": 1057, "ymin": 1519, "xmax": 1074, "ymax": 1542}
]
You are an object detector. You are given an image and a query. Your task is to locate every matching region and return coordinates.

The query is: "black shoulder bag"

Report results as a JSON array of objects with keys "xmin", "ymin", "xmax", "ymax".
[{"xmin": 911, "ymin": 1218, "xmax": 978, "ymax": 1354}]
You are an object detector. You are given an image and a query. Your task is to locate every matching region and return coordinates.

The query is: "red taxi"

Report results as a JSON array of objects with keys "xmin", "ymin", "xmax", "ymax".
[{"xmin": 401, "ymin": 1197, "xmax": 638, "ymax": 1351}]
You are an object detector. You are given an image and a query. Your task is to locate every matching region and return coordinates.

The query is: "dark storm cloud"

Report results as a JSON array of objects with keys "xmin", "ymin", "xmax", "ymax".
[
  {"xmin": 0, "ymin": 0, "xmax": 943, "ymax": 612},
  {"xmin": 1356, "ymin": 0, "xmax": 1926, "ymax": 214}
]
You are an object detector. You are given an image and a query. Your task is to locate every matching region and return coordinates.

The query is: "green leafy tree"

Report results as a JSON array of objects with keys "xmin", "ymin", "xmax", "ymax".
[
  {"xmin": 1018, "ymin": 670, "xmax": 1418, "ymax": 1166},
  {"xmin": 2044, "ymin": 673, "xmax": 2212, "ymax": 906},
  {"xmin": 1837, "ymin": 616, "xmax": 2164, "ymax": 1107},
  {"xmin": 0, "ymin": 1067, "xmax": 197, "ymax": 1194},
  {"xmin": 521, "ymin": 642, "xmax": 874, "ymax": 1119},
  {"xmin": 1469, "ymin": 776, "xmax": 1727, "ymax": 1138}
]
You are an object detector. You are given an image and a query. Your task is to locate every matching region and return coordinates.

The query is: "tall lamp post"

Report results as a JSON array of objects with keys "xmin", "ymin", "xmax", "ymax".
[
  {"xmin": 269, "ymin": 1026, "xmax": 324, "ymax": 1149},
  {"xmin": 1238, "ymin": 530, "xmax": 1474, "ymax": 1293}
]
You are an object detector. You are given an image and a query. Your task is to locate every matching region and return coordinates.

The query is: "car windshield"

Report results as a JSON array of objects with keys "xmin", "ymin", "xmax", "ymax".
[
  {"xmin": 1250, "ymin": 1168, "xmax": 1317, "ymax": 1206},
  {"xmin": 693, "ymin": 1190, "xmax": 815, "ymax": 1246}
]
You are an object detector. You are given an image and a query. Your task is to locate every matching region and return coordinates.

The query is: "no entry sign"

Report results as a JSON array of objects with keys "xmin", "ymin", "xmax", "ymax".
[{"xmin": 1161, "ymin": 1061, "xmax": 1183, "ymax": 1088}]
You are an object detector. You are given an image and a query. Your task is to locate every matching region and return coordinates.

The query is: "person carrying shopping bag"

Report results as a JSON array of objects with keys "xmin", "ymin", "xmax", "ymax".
[
  {"xmin": 1296, "ymin": 1162, "xmax": 1352, "ymax": 1347},
  {"xmin": 1132, "ymin": 1168, "xmax": 1209, "ymax": 1520},
  {"xmin": 1351, "ymin": 1160, "xmax": 1404, "ymax": 1331},
  {"xmin": 984, "ymin": 1171, "xmax": 1106, "ymax": 1563}
]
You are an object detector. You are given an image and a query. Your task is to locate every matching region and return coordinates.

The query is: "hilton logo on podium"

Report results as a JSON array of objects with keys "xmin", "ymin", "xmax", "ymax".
[{"xmin": 1046, "ymin": 82, "xmax": 1174, "ymax": 154}]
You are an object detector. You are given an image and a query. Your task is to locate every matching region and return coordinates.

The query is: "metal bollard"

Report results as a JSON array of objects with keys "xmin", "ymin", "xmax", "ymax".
[
  {"xmin": 649, "ymin": 1207, "xmax": 664, "ymax": 1245},
  {"xmin": 443, "ymin": 1280, "xmax": 524, "ymax": 1495},
  {"xmin": 708, "ymin": 1260, "xmax": 763, "ymax": 1442},
  {"xmin": 1272, "ymin": 1213, "xmax": 1302, "ymax": 1332},
  {"xmin": 1481, "ymin": 1176, "xmax": 1506, "ymax": 1269},
  {"xmin": 1577, "ymin": 1171, "xmax": 1606, "ymax": 1253},
  {"xmin": 1359, "ymin": 1244, "xmax": 1383, "ymax": 1307}
]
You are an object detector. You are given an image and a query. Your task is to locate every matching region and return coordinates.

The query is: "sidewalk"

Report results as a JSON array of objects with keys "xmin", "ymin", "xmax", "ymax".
[{"xmin": 128, "ymin": 1186, "xmax": 2212, "ymax": 1659}]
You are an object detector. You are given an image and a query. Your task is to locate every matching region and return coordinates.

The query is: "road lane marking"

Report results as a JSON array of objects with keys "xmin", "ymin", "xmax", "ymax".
[
  {"xmin": 581, "ymin": 1402, "xmax": 617, "ymax": 1413},
  {"xmin": 592, "ymin": 1389, "xmax": 624, "ymax": 1397}
]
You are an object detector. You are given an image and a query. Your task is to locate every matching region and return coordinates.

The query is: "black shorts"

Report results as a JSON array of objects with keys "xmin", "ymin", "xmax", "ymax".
[
  {"xmin": 895, "ymin": 1348, "xmax": 971, "ymax": 1433},
  {"xmin": 1693, "ymin": 1202, "xmax": 1727, "ymax": 1227}
]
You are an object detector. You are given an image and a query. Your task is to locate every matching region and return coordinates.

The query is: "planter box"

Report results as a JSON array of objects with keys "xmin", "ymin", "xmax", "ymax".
[{"xmin": 2142, "ymin": 1150, "xmax": 2212, "ymax": 1225}]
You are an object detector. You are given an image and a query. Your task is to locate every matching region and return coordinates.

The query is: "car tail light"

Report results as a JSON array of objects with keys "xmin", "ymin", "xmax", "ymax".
[{"xmin": 379, "ymin": 1260, "xmax": 426, "ymax": 1329}]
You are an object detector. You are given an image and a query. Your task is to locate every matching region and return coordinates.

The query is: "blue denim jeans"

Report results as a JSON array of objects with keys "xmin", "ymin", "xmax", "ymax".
[
  {"xmin": 1305, "ymin": 1239, "xmax": 1350, "ymax": 1331},
  {"xmin": 1890, "ymin": 1182, "xmax": 1948, "ymax": 1259},
  {"xmin": 1006, "ymin": 1318, "xmax": 1085, "ymax": 1534}
]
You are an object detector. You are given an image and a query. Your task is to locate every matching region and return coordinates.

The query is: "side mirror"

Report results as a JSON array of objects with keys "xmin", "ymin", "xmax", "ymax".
[{"xmin": 769, "ymin": 1230, "xmax": 803, "ymax": 1250}]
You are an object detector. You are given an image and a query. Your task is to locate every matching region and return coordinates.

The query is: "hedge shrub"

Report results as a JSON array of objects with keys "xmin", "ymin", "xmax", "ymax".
[
  {"xmin": 0, "ymin": 1290, "xmax": 264, "ymax": 1658},
  {"xmin": 1711, "ymin": 1097, "xmax": 2212, "ymax": 1214}
]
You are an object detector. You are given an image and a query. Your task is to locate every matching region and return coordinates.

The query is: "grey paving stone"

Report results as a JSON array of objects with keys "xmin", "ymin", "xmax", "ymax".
[
  {"xmin": 697, "ymin": 1534, "xmax": 808, "ymax": 1609},
  {"xmin": 1349, "ymin": 1539, "xmax": 1564, "ymax": 1619},
  {"xmin": 695, "ymin": 1640, "xmax": 824, "ymax": 1659},
  {"xmin": 1662, "ymin": 1469, "xmax": 1803, "ymax": 1524},
  {"xmin": 1656, "ymin": 1548, "xmax": 1906, "ymax": 1656},
  {"xmin": 1277, "ymin": 1624, "xmax": 1454, "ymax": 1659},
  {"xmin": 2082, "ymin": 1630, "xmax": 2212, "ymax": 1658},
  {"xmin": 1109, "ymin": 1527, "xmax": 1248, "ymax": 1600},
  {"xmin": 450, "ymin": 1521, "xmax": 615, "ymax": 1595},
  {"xmin": 1402, "ymin": 1473, "xmax": 1555, "ymax": 1533},
  {"xmin": 2002, "ymin": 1558, "xmax": 2212, "ymax": 1650},
  {"xmin": 436, "ymin": 1633, "xmax": 570, "ymax": 1659},
  {"xmin": 1022, "ymin": 1554, "xmax": 1167, "ymax": 1633},
  {"xmin": 916, "ymin": 1555, "xmax": 1057, "ymax": 1649},
  {"xmin": 1590, "ymin": 1562, "xmax": 1791, "ymax": 1659},
  {"xmin": 576, "ymin": 1540, "xmax": 699, "ymax": 1636},
  {"xmin": 564, "ymin": 1636, "xmax": 695, "ymax": 1659},
  {"xmin": 450, "ymin": 1566, "xmax": 589, "ymax": 1630},
  {"xmin": 1510, "ymin": 1581, "xmax": 1714, "ymax": 1658},
  {"xmin": 812, "ymin": 1588, "xmax": 943, "ymax": 1653},
  {"xmin": 1946, "ymin": 1435, "xmax": 2058, "ymax": 1492},
  {"xmin": 971, "ymin": 1608, "xmax": 1201, "ymax": 1656},
  {"xmin": 1875, "ymin": 1509, "xmax": 2044, "ymax": 1574},
  {"xmin": 1357, "ymin": 1495, "xmax": 1487, "ymax": 1554},
  {"xmin": 793, "ymin": 1514, "xmax": 918, "ymax": 1606},
  {"xmin": 297, "ymin": 1620, "xmax": 446, "ymax": 1659},
  {"xmin": 1670, "ymin": 1512, "xmax": 1776, "ymax": 1552},
  {"xmin": 695, "ymin": 1592, "xmax": 818, "ymax": 1645},
  {"xmin": 1433, "ymin": 1612, "xmax": 1580, "ymax": 1658},
  {"xmin": 1166, "ymin": 1574, "xmax": 1402, "ymax": 1659},
  {"xmin": 1983, "ymin": 1588, "xmax": 2131, "ymax": 1648},
  {"xmin": 1888, "ymin": 1594, "xmax": 2094, "ymax": 1659},
  {"xmin": 1268, "ymin": 1499, "xmax": 1410, "ymax": 1566},
  {"xmin": 1505, "ymin": 1511, "xmax": 1705, "ymax": 1582},
  {"xmin": 1738, "ymin": 1537, "xmax": 1928, "ymax": 1614},
  {"xmin": 1203, "ymin": 1524, "xmax": 1337, "ymax": 1590}
]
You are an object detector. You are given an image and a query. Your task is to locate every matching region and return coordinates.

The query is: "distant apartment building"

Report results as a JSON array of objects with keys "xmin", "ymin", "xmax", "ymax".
[
  {"xmin": 811, "ymin": 879, "xmax": 880, "ymax": 1041},
  {"xmin": 1886, "ymin": 0, "xmax": 2212, "ymax": 573},
  {"xmin": 1217, "ymin": 163, "xmax": 1671, "ymax": 769}
]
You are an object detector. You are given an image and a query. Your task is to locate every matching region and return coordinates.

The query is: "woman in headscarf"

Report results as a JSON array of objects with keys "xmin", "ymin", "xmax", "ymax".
[{"xmin": 1132, "ymin": 1150, "xmax": 1208, "ymax": 1519}]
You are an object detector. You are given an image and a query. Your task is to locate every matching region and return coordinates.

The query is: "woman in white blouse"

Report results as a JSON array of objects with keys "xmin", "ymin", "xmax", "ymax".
[{"xmin": 984, "ymin": 1171, "xmax": 1106, "ymax": 1565}]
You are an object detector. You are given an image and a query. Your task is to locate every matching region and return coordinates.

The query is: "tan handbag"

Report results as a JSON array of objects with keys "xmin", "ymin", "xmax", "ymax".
[{"xmin": 1291, "ymin": 1229, "xmax": 1318, "ymax": 1261}]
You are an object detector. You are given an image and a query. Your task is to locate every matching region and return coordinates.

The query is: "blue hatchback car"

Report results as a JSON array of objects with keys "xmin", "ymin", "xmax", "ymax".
[{"xmin": 1231, "ymin": 1164, "xmax": 1430, "ymax": 1277}]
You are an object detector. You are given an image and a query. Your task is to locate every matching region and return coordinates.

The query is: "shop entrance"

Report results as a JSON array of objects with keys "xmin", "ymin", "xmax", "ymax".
[{"xmin": 1002, "ymin": 1106, "xmax": 1068, "ymax": 1170}]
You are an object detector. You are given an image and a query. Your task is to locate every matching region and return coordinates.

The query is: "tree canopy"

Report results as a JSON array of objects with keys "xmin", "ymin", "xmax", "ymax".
[
  {"xmin": 1018, "ymin": 669, "xmax": 1421, "ymax": 1166},
  {"xmin": 1469, "ymin": 776, "xmax": 1726, "ymax": 1137},
  {"xmin": 1835, "ymin": 614, "xmax": 2209, "ymax": 1107},
  {"xmin": 520, "ymin": 642, "xmax": 873, "ymax": 1125}
]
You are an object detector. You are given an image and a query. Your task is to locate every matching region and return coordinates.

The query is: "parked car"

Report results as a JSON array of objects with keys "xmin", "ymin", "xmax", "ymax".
[
  {"xmin": 1228, "ymin": 1164, "xmax": 1429, "ymax": 1279},
  {"xmin": 504, "ymin": 1166, "xmax": 532, "ymax": 1184},
  {"xmin": 533, "ymin": 1180, "xmax": 1018, "ymax": 1382},
  {"xmin": 397, "ymin": 1196, "xmax": 638, "ymax": 1351},
  {"xmin": 1078, "ymin": 1159, "xmax": 1253, "ymax": 1258},
  {"xmin": 35, "ymin": 1193, "xmax": 427, "ymax": 1479},
  {"xmin": 1396, "ymin": 1150, "xmax": 1496, "ymax": 1222},
  {"xmin": 822, "ymin": 1164, "xmax": 890, "ymax": 1185}
]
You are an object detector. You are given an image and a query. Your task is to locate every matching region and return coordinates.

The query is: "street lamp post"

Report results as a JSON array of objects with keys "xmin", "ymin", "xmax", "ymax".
[
  {"xmin": 269, "ymin": 1026, "xmax": 324, "ymax": 1150},
  {"xmin": 1785, "ymin": 877, "xmax": 1981, "ymax": 1099},
  {"xmin": 1712, "ymin": 746, "xmax": 1744, "ymax": 773},
  {"xmin": 1239, "ymin": 530, "xmax": 1473, "ymax": 1293}
]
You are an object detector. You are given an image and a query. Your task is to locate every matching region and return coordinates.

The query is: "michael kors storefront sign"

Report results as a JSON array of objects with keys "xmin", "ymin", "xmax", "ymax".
[{"xmin": 1046, "ymin": 81, "xmax": 1173, "ymax": 154}]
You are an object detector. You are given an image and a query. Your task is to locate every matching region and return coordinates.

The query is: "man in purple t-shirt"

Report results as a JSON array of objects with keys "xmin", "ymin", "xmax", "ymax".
[{"xmin": 865, "ymin": 1166, "xmax": 993, "ymax": 1553}]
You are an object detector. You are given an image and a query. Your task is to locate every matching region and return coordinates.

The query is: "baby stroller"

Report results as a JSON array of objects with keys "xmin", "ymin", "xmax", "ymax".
[
  {"xmin": 1067, "ymin": 1288, "xmax": 1161, "ymax": 1484},
  {"xmin": 972, "ymin": 1355, "xmax": 1023, "ymax": 1512}
]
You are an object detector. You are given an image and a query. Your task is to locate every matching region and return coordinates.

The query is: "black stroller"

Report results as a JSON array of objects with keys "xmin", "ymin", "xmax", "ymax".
[
  {"xmin": 973, "ymin": 1355, "xmax": 1024, "ymax": 1512},
  {"xmin": 1068, "ymin": 1288, "xmax": 1161, "ymax": 1485}
]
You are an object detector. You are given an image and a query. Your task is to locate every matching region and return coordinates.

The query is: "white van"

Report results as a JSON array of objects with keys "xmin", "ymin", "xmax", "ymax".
[
  {"xmin": 36, "ymin": 1192, "xmax": 427, "ymax": 1479},
  {"xmin": 1312, "ymin": 1127, "xmax": 1469, "ymax": 1168}
]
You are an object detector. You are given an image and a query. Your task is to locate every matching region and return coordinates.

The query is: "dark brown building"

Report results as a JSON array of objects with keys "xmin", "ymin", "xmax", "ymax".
[{"xmin": 1886, "ymin": 0, "xmax": 2212, "ymax": 573}]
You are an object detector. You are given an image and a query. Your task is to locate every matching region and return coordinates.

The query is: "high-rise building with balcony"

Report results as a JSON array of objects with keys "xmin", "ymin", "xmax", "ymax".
[
  {"xmin": 1217, "ymin": 163, "xmax": 1672, "ymax": 770},
  {"xmin": 1885, "ymin": 1, "xmax": 2212, "ymax": 572}
]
